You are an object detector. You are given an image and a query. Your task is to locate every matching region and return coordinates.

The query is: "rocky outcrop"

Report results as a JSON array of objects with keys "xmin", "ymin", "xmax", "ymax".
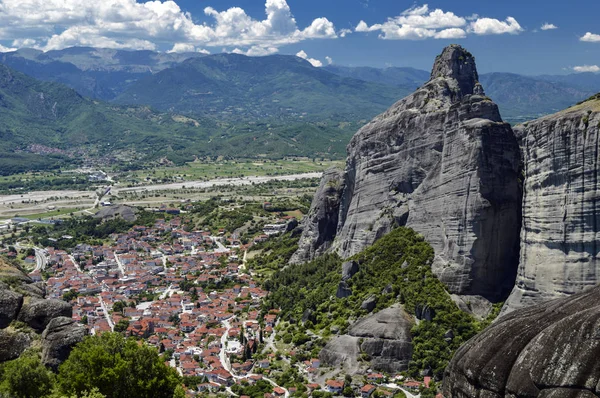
[
  {"xmin": 42, "ymin": 317, "xmax": 87, "ymax": 370},
  {"xmin": 443, "ymin": 283, "xmax": 600, "ymax": 398},
  {"xmin": 0, "ymin": 289, "xmax": 23, "ymax": 329},
  {"xmin": 320, "ymin": 305, "xmax": 413, "ymax": 374},
  {"xmin": 0, "ymin": 329, "xmax": 32, "ymax": 362},
  {"xmin": 294, "ymin": 45, "xmax": 522, "ymax": 302},
  {"xmin": 18, "ymin": 298, "xmax": 72, "ymax": 332},
  {"xmin": 0, "ymin": 259, "xmax": 83, "ymax": 366},
  {"xmin": 503, "ymin": 96, "xmax": 600, "ymax": 313},
  {"xmin": 290, "ymin": 168, "xmax": 345, "ymax": 264}
]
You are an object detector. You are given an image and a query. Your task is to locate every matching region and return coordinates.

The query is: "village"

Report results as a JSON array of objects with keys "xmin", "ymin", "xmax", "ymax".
[{"xmin": 1, "ymin": 196, "xmax": 435, "ymax": 398}]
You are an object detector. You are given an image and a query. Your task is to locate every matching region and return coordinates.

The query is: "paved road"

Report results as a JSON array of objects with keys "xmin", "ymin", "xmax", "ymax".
[
  {"xmin": 68, "ymin": 255, "xmax": 84, "ymax": 273},
  {"xmin": 98, "ymin": 296, "xmax": 115, "ymax": 332},
  {"xmin": 113, "ymin": 253, "xmax": 126, "ymax": 275},
  {"xmin": 32, "ymin": 248, "xmax": 48, "ymax": 273},
  {"xmin": 220, "ymin": 318, "xmax": 289, "ymax": 398}
]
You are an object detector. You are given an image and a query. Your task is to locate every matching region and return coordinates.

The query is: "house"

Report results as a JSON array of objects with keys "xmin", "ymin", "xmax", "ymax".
[
  {"xmin": 273, "ymin": 387, "xmax": 286, "ymax": 397},
  {"xmin": 367, "ymin": 373, "xmax": 384, "ymax": 383},
  {"xmin": 326, "ymin": 380, "xmax": 345, "ymax": 394},
  {"xmin": 361, "ymin": 385, "xmax": 376, "ymax": 398}
]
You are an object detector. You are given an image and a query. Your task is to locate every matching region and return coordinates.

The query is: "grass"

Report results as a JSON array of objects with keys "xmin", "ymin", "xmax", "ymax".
[
  {"xmin": 21, "ymin": 208, "xmax": 81, "ymax": 220},
  {"xmin": 122, "ymin": 159, "xmax": 344, "ymax": 183}
]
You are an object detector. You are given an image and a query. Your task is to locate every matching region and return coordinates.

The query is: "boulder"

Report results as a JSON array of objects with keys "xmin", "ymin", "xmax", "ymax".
[
  {"xmin": 360, "ymin": 295, "xmax": 377, "ymax": 313},
  {"xmin": 336, "ymin": 281, "xmax": 352, "ymax": 299},
  {"xmin": 42, "ymin": 317, "xmax": 87, "ymax": 370},
  {"xmin": 342, "ymin": 261, "xmax": 359, "ymax": 281},
  {"xmin": 443, "ymin": 284, "xmax": 600, "ymax": 398},
  {"xmin": 18, "ymin": 298, "xmax": 72, "ymax": 332},
  {"xmin": 321, "ymin": 304, "xmax": 413, "ymax": 374},
  {"xmin": 0, "ymin": 288, "xmax": 23, "ymax": 329},
  {"xmin": 0, "ymin": 329, "xmax": 31, "ymax": 361},
  {"xmin": 415, "ymin": 303, "xmax": 435, "ymax": 322}
]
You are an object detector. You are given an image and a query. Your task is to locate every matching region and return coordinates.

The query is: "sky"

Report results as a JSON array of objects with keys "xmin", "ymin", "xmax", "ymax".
[{"xmin": 0, "ymin": 0, "xmax": 598, "ymax": 75}]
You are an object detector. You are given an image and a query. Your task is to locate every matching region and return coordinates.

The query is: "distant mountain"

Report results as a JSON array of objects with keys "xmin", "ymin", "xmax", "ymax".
[
  {"xmin": 0, "ymin": 62, "xmax": 363, "ymax": 174},
  {"xmin": 323, "ymin": 65, "xmax": 429, "ymax": 90},
  {"xmin": 0, "ymin": 47, "xmax": 205, "ymax": 100},
  {"xmin": 478, "ymin": 73, "xmax": 595, "ymax": 123},
  {"xmin": 323, "ymin": 65, "xmax": 598, "ymax": 123},
  {"xmin": 113, "ymin": 53, "xmax": 414, "ymax": 122}
]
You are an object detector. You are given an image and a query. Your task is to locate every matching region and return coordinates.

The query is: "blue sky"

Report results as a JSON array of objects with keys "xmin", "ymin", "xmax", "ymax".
[{"xmin": 0, "ymin": 0, "xmax": 598, "ymax": 75}]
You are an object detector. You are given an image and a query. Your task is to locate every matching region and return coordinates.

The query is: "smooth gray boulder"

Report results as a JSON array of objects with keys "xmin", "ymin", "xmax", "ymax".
[
  {"xmin": 336, "ymin": 281, "xmax": 352, "ymax": 299},
  {"xmin": 292, "ymin": 45, "xmax": 522, "ymax": 303},
  {"xmin": 360, "ymin": 296, "xmax": 377, "ymax": 313},
  {"xmin": 0, "ymin": 288, "xmax": 23, "ymax": 329},
  {"xmin": 290, "ymin": 168, "xmax": 345, "ymax": 264},
  {"xmin": 320, "ymin": 304, "xmax": 413, "ymax": 373},
  {"xmin": 342, "ymin": 261, "xmax": 359, "ymax": 281},
  {"xmin": 18, "ymin": 298, "xmax": 72, "ymax": 332},
  {"xmin": 503, "ymin": 95, "xmax": 600, "ymax": 313},
  {"xmin": 444, "ymin": 283, "xmax": 600, "ymax": 398},
  {"xmin": 42, "ymin": 317, "xmax": 87, "ymax": 370}
]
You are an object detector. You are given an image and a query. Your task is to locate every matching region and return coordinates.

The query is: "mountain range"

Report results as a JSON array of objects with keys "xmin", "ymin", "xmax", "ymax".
[{"xmin": 1, "ymin": 46, "xmax": 599, "ymax": 173}]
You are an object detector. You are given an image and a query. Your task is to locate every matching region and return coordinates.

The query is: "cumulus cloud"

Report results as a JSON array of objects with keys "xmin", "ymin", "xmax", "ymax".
[
  {"xmin": 325, "ymin": 56, "xmax": 333, "ymax": 65},
  {"xmin": 355, "ymin": 4, "xmax": 522, "ymax": 40},
  {"xmin": 0, "ymin": 44, "xmax": 16, "ymax": 52},
  {"xmin": 233, "ymin": 46, "xmax": 279, "ymax": 56},
  {"xmin": 0, "ymin": 0, "xmax": 339, "ymax": 53},
  {"xmin": 296, "ymin": 50, "xmax": 323, "ymax": 67},
  {"xmin": 168, "ymin": 43, "xmax": 211, "ymax": 54},
  {"xmin": 540, "ymin": 23, "xmax": 558, "ymax": 30},
  {"xmin": 573, "ymin": 65, "xmax": 600, "ymax": 73},
  {"xmin": 581, "ymin": 32, "xmax": 600, "ymax": 42}
]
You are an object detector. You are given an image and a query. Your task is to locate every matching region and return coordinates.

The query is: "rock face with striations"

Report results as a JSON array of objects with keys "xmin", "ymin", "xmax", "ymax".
[
  {"xmin": 503, "ymin": 95, "xmax": 600, "ymax": 313},
  {"xmin": 42, "ymin": 317, "xmax": 87, "ymax": 370},
  {"xmin": 290, "ymin": 168, "xmax": 345, "ymax": 264},
  {"xmin": 320, "ymin": 304, "xmax": 413, "ymax": 374},
  {"xmin": 444, "ymin": 283, "xmax": 600, "ymax": 398},
  {"xmin": 293, "ymin": 45, "xmax": 522, "ymax": 302}
]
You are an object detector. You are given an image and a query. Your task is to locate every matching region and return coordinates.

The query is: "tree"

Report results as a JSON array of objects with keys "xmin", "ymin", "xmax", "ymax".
[
  {"xmin": 113, "ymin": 319, "xmax": 129, "ymax": 332},
  {"xmin": 112, "ymin": 301, "xmax": 126, "ymax": 314},
  {"xmin": 0, "ymin": 352, "xmax": 54, "ymax": 398},
  {"xmin": 172, "ymin": 385, "xmax": 186, "ymax": 398},
  {"xmin": 57, "ymin": 332, "xmax": 180, "ymax": 398}
]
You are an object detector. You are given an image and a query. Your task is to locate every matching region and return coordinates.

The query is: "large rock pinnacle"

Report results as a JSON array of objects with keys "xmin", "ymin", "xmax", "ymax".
[
  {"xmin": 430, "ymin": 44, "xmax": 479, "ymax": 98},
  {"xmin": 292, "ymin": 45, "xmax": 522, "ymax": 303}
]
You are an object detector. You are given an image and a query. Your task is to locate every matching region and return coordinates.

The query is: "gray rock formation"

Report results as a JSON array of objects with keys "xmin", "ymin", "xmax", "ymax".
[
  {"xmin": 290, "ymin": 168, "xmax": 345, "ymax": 264},
  {"xmin": 336, "ymin": 281, "xmax": 352, "ymax": 299},
  {"xmin": 42, "ymin": 317, "xmax": 87, "ymax": 370},
  {"xmin": 293, "ymin": 45, "xmax": 522, "ymax": 302},
  {"xmin": 18, "ymin": 298, "xmax": 72, "ymax": 332},
  {"xmin": 0, "ymin": 259, "xmax": 83, "ymax": 367},
  {"xmin": 320, "ymin": 305, "xmax": 413, "ymax": 373},
  {"xmin": 342, "ymin": 261, "xmax": 359, "ymax": 281},
  {"xmin": 94, "ymin": 204, "xmax": 138, "ymax": 222},
  {"xmin": 0, "ymin": 329, "xmax": 32, "ymax": 362},
  {"xmin": 444, "ymin": 283, "xmax": 600, "ymax": 398},
  {"xmin": 360, "ymin": 295, "xmax": 377, "ymax": 313},
  {"xmin": 0, "ymin": 288, "xmax": 23, "ymax": 329},
  {"xmin": 504, "ymin": 96, "xmax": 600, "ymax": 313}
]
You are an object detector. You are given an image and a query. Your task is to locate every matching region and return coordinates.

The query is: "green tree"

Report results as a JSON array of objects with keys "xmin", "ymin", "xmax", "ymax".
[
  {"xmin": 57, "ymin": 333, "xmax": 180, "ymax": 398},
  {"xmin": 113, "ymin": 319, "xmax": 129, "ymax": 332},
  {"xmin": 172, "ymin": 385, "xmax": 186, "ymax": 398},
  {"xmin": 0, "ymin": 352, "xmax": 54, "ymax": 398},
  {"xmin": 112, "ymin": 301, "xmax": 126, "ymax": 314}
]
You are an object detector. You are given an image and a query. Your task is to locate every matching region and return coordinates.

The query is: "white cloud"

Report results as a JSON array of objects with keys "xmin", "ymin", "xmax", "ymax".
[
  {"xmin": 469, "ymin": 17, "xmax": 523, "ymax": 35},
  {"xmin": 325, "ymin": 56, "xmax": 333, "ymax": 65},
  {"xmin": 233, "ymin": 46, "xmax": 279, "ymax": 56},
  {"xmin": 339, "ymin": 29, "xmax": 352, "ymax": 38},
  {"xmin": 356, "ymin": 4, "xmax": 522, "ymax": 40},
  {"xmin": 540, "ymin": 23, "xmax": 558, "ymax": 30},
  {"xmin": 573, "ymin": 65, "xmax": 600, "ymax": 73},
  {"xmin": 581, "ymin": 32, "xmax": 600, "ymax": 42},
  {"xmin": 296, "ymin": 50, "xmax": 323, "ymax": 67},
  {"xmin": 168, "ymin": 43, "xmax": 196, "ymax": 53},
  {"xmin": 0, "ymin": 44, "xmax": 16, "ymax": 52},
  {"xmin": 0, "ymin": 0, "xmax": 339, "ymax": 53}
]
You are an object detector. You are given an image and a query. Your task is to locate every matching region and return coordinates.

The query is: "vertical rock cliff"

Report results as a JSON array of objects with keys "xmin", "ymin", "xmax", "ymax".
[
  {"xmin": 504, "ymin": 95, "xmax": 600, "ymax": 312},
  {"xmin": 294, "ymin": 45, "xmax": 522, "ymax": 302}
]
